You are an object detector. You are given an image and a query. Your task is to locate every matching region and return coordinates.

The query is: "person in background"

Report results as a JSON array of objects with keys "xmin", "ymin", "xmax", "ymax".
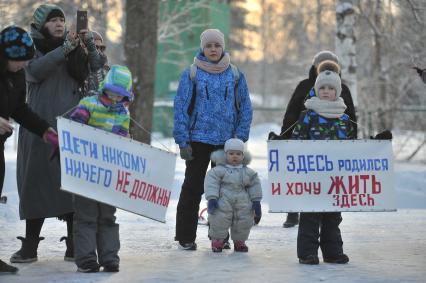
[
  {"xmin": 0, "ymin": 25, "xmax": 57, "ymax": 273},
  {"xmin": 268, "ymin": 50, "xmax": 357, "ymax": 229},
  {"xmin": 82, "ymin": 30, "xmax": 109, "ymax": 95}
]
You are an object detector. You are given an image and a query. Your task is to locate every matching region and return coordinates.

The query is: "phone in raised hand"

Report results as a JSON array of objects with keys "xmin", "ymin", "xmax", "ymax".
[{"xmin": 76, "ymin": 10, "xmax": 88, "ymax": 33}]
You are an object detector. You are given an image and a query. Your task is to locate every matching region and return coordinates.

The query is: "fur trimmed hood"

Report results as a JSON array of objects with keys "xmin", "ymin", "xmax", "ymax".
[
  {"xmin": 210, "ymin": 149, "xmax": 252, "ymax": 166},
  {"xmin": 317, "ymin": 60, "xmax": 341, "ymax": 74}
]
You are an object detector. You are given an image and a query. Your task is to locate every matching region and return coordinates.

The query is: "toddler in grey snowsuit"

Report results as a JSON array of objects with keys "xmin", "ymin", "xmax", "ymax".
[{"xmin": 205, "ymin": 138, "xmax": 262, "ymax": 252}]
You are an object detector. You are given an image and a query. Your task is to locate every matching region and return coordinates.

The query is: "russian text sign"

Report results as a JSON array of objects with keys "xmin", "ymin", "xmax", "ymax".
[
  {"xmin": 268, "ymin": 140, "xmax": 396, "ymax": 212},
  {"xmin": 57, "ymin": 117, "xmax": 177, "ymax": 222}
]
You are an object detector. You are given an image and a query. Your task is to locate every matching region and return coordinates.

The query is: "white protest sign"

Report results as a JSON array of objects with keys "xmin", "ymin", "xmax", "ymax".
[
  {"xmin": 57, "ymin": 117, "xmax": 177, "ymax": 223},
  {"xmin": 268, "ymin": 140, "xmax": 396, "ymax": 212}
]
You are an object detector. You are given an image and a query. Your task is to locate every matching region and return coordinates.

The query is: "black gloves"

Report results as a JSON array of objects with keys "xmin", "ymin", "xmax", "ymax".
[
  {"xmin": 268, "ymin": 131, "xmax": 280, "ymax": 140},
  {"xmin": 413, "ymin": 66, "xmax": 424, "ymax": 76},
  {"xmin": 373, "ymin": 130, "xmax": 393, "ymax": 140},
  {"xmin": 413, "ymin": 67, "xmax": 426, "ymax": 84}
]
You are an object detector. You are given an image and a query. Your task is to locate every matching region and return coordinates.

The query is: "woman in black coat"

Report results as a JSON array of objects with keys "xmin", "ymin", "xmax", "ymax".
[
  {"xmin": 268, "ymin": 51, "xmax": 357, "ymax": 228},
  {"xmin": 0, "ymin": 25, "xmax": 57, "ymax": 273}
]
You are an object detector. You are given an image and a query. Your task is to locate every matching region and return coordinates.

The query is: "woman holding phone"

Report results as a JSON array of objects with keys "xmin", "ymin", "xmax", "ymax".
[{"xmin": 12, "ymin": 3, "xmax": 90, "ymax": 263}]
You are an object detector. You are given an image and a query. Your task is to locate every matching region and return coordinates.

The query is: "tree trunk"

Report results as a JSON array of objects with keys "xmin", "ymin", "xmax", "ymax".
[
  {"xmin": 373, "ymin": 0, "xmax": 390, "ymax": 129},
  {"xmin": 316, "ymin": 0, "xmax": 322, "ymax": 50},
  {"xmin": 260, "ymin": 0, "xmax": 268, "ymax": 105},
  {"xmin": 335, "ymin": 0, "xmax": 358, "ymax": 107},
  {"xmin": 125, "ymin": 0, "xmax": 159, "ymax": 144}
]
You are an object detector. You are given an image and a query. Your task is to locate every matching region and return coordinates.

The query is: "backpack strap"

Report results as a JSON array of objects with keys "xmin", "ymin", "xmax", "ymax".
[
  {"xmin": 187, "ymin": 64, "xmax": 198, "ymax": 116},
  {"xmin": 230, "ymin": 64, "xmax": 241, "ymax": 114},
  {"xmin": 189, "ymin": 63, "xmax": 197, "ymax": 83},
  {"xmin": 187, "ymin": 63, "xmax": 241, "ymax": 116}
]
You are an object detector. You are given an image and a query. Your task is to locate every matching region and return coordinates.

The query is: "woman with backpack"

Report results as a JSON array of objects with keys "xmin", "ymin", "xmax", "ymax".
[{"xmin": 173, "ymin": 28, "xmax": 253, "ymax": 250}]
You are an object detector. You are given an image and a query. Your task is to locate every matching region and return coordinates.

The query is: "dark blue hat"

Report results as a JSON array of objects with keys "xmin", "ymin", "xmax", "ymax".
[{"xmin": 0, "ymin": 26, "xmax": 35, "ymax": 61}]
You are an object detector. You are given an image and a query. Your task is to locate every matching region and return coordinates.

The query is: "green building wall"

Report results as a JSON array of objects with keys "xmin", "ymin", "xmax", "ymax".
[{"xmin": 153, "ymin": 1, "xmax": 230, "ymax": 137}]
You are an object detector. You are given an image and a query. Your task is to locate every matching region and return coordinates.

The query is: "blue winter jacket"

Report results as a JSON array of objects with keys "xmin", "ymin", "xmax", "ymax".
[{"xmin": 173, "ymin": 51, "xmax": 252, "ymax": 148}]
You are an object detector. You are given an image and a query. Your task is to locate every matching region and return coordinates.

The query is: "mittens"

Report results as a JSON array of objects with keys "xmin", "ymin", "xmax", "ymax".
[
  {"xmin": 62, "ymin": 33, "xmax": 80, "ymax": 55},
  {"xmin": 82, "ymin": 30, "xmax": 94, "ymax": 46},
  {"xmin": 252, "ymin": 201, "xmax": 262, "ymax": 224},
  {"xmin": 43, "ymin": 128, "xmax": 59, "ymax": 160},
  {"xmin": 207, "ymin": 199, "xmax": 219, "ymax": 215},
  {"xmin": 179, "ymin": 145, "xmax": 194, "ymax": 161}
]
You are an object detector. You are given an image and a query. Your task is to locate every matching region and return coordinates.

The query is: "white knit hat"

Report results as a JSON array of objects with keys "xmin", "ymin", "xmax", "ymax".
[
  {"xmin": 224, "ymin": 138, "xmax": 244, "ymax": 153},
  {"xmin": 200, "ymin": 29, "xmax": 225, "ymax": 50},
  {"xmin": 314, "ymin": 70, "xmax": 342, "ymax": 98}
]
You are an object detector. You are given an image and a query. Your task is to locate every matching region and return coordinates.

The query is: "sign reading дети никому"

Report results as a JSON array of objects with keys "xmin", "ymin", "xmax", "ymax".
[
  {"xmin": 57, "ymin": 117, "xmax": 177, "ymax": 223},
  {"xmin": 268, "ymin": 140, "xmax": 396, "ymax": 212}
]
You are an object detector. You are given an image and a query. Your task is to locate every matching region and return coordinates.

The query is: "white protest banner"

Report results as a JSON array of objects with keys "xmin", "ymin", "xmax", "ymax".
[
  {"xmin": 57, "ymin": 117, "xmax": 177, "ymax": 223},
  {"xmin": 268, "ymin": 140, "xmax": 396, "ymax": 212}
]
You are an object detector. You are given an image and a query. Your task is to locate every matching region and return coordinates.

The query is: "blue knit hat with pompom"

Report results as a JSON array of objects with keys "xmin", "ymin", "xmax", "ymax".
[{"xmin": 0, "ymin": 26, "xmax": 35, "ymax": 61}]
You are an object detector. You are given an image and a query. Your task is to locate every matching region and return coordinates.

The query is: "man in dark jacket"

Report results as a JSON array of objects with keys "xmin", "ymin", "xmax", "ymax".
[
  {"xmin": 0, "ymin": 26, "xmax": 57, "ymax": 273},
  {"xmin": 268, "ymin": 51, "xmax": 357, "ymax": 228}
]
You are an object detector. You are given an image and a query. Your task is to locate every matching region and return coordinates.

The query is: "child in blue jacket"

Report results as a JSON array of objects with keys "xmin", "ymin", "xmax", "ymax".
[{"xmin": 292, "ymin": 66, "xmax": 355, "ymax": 265}]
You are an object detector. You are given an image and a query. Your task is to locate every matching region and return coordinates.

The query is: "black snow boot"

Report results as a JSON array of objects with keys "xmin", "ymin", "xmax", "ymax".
[
  {"xmin": 77, "ymin": 261, "xmax": 100, "ymax": 273},
  {"xmin": 0, "ymin": 259, "xmax": 18, "ymax": 273},
  {"xmin": 60, "ymin": 236, "xmax": 74, "ymax": 261},
  {"xmin": 324, "ymin": 254, "xmax": 349, "ymax": 264},
  {"xmin": 283, "ymin": 213, "xmax": 299, "ymax": 228},
  {"xmin": 299, "ymin": 255, "xmax": 319, "ymax": 265},
  {"xmin": 103, "ymin": 262, "xmax": 119, "ymax": 272},
  {"xmin": 10, "ymin": 236, "xmax": 44, "ymax": 263}
]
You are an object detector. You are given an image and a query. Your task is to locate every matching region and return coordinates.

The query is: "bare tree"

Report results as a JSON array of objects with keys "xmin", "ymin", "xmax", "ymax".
[
  {"xmin": 335, "ymin": 0, "xmax": 358, "ymax": 106},
  {"xmin": 125, "ymin": 0, "xmax": 159, "ymax": 144},
  {"xmin": 316, "ymin": 0, "xmax": 323, "ymax": 50},
  {"xmin": 229, "ymin": 0, "xmax": 254, "ymax": 53},
  {"xmin": 356, "ymin": 0, "xmax": 426, "ymax": 137},
  {"xmin": 156, "ymin": 0, "xmax": 211, "ymax": 69}
]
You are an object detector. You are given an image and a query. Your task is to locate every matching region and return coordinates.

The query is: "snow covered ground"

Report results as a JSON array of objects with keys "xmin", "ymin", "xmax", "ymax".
[{"xmin": 1, "ymin": 124, "xmax": 425, "ymax": 282}]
